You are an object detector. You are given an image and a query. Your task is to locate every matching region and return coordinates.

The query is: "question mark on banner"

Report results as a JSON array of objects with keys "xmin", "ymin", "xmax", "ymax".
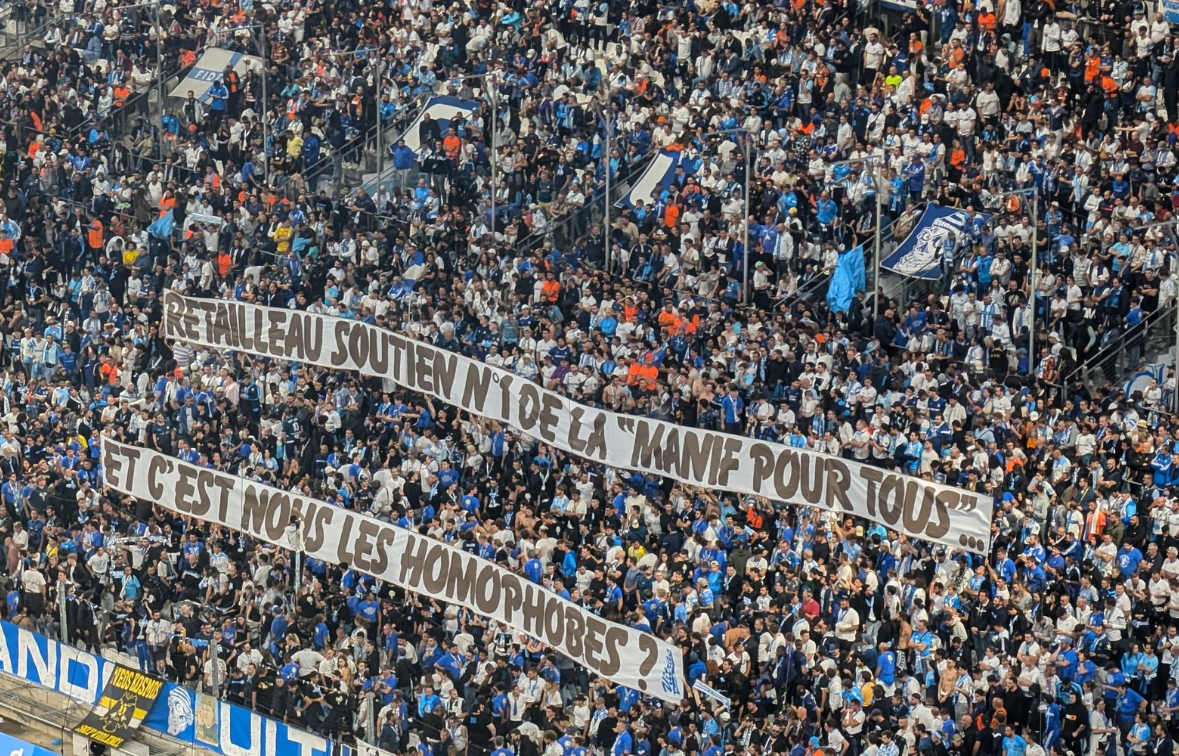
[{"xmin": 636, "ymin": 634, "xmax": 660, "ymax": 692}]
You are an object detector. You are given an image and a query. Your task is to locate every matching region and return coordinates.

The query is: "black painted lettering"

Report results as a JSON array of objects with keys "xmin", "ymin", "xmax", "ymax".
[
  {"xmin": 537, "ymin": 392, "xmax": 562, "ymax": 444},
  {"xmin": 521, "ymin": 582, "xmax": 547, "ymax": 638},
  {"xmin": 264, "ymin": 491, "xmax": 290, "ymax": 542},
  {"xmin": 928, "ymin": 491, "xmax": 955, "ymax": 539},
  {"xmin": 663, "ymin": 426, "xmax": 682, "ymax": 479},
  {"xmin": 799, "ymin": 453, "xmax": 823, "ymax": 505},
  {"xmin": 860, "ymin": 467, "xmax": 884, "ymax": 519},
  {"xmin": 368, "ymin": 327, "xmax": 390, "ymax": 374},
  {"xmin": 241, "ymin": 485, "xmax": 269, "ymax": 537},
  {"xmin": 337, "ymin": 514, "xmax": 357, "ymax": 567},
  {"xmin": 347, "ymin": 322, "xmax": 370, "ymax": 370},
  {"xmin": 422, "ymin": 543, "xmax": 449, "ymax": 595},
  {"xmin": 631, "ymin": 422, "xmax": 665, "ymax": 470},
  {"xmin": 474, "ymin": 562, "xmax": 502, "ymax": 615},
  {"xmin": 353, "ymin": 519, "xmax": 380, "ymax": 573},
  {"xmin": 212, "ymin": 304, "xmax": 232, "ymax": 348},
  {"xmin": 518, "ymin": 382, "xmax": 540, "ymax": 432},
  {"xmin": 398, "ymin": 534, "xmax": 430, "ymax": 586},
  {"xmin": 599, "ymin": 627, "xmax": 625, "ymax": 677},
  {"xmin": 444, "ymin": 550, "xmax": 480, "ymax": 606},
  {"xmin": 564, "ymin": 609, "xmax": 584, "ymax": 660},
  {"xmin": 583, "ymin": 615, "xmax": 606, "ymax": 671},
  {"xmin": 146, "ymin": 454, "xmax": 167, "ymax": 501},
  {"xmin": 683, "ymin": 431, "xmax": 717, "ymax": 483},
  {"xmin": 826, "ymin": 460, "xmax": 854, "ymax": 512},
  {"xmin": 461, "ymin": 364, "xmax": 494, "ymax": 415},
  {"xmin": 174, "ymin": 465, "xmax": 196, "ymax": 514},
  {"xmin": 330, "ymin": 322, "xmax": 352, "ymax": 367},
  {"xmin": 715, "ymin": 438, "xmax": 744, "ymax": 488},
  {"xmin": 370, "ymin": 522, "xmax": 395, "ymax": 575},
  {"xmin": 433, "ymin": 350, "xmax": 458, "ymax": 398},
  {"xmin": 543, "ymin": 601, "xmax": 565, "ymax": 648},
  {"xmin": 502, "ymin": 574, "xmax": 524, "ymax": 625},
  {"xmin": 877, "ymin": 473, "xmax": 904, "ymax": 526},
  {"xmin": 304, "ymin": 316, "xmax": 324, "ymax": 362}
]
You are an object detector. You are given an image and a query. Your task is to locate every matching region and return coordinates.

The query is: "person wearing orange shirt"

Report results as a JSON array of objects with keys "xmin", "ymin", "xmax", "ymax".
[
  {"xmin": 86, "ymin": 213, "xmax": 104, "ymax": 260},
  {"xmin": 442, "ymin": 129, "xmax": 461, "ymax": 161},
  {"xmin": 540, "ymin": 272, "xmax": 561, "ymax": 304},
  {"xmin": 217, "ymin": 251, "xmax": 232, "ymax": 278},
  {"xmin": 664, "ymin": 202, "xmax": 681, "ymax": 228},
  {"xmin": 949, "ymin": 141, "xmax": 966, "ymax": 181},
  {"xmin": 98, "ymin": 355, "xmax": 119, "ymax": 386},
  {"xmin": 627, "ymin": 354, "xmax": 659, "ymax": 388},
  {"xmin": 657, "ymin": 302, "xmax": 681, "ymax": 333},
  {"xmin": 622, "ymin": 297, "xmax": 638, "ymax": 323}
]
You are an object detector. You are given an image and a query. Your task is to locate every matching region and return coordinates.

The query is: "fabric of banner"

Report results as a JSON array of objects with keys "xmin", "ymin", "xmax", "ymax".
[
  {"xmin": 826, "ymin": 245, "xmax": 865, "ymax": 313},
  {"xmin": 75, "ymin": 664, "xmax": 165, "ymax": 748},
  {"xmin": 167, "ymin": 48, "xmax": 263, "ymax": 102},
  {"xmin": 617, "ymin": 149, "xmax": 693, "ymax": 209},
  {"xmin": 160, "ymin": 291, "xmax": 992, "ymax": 553},
  {"xmin": 0, "ymin": 620, "xmax": 333, "ymax": 756},
  {"xmin": 881, "ymin": 205, "xmax": 993, "ymax": 279},
  {"xmin": 99, "ymin": 437, "xmax": 688, "ymax": 704},
  {"xmin": 0, "ymin": 730, "xmax": 64, "ymax": 756},
  {"xmin": 396, "ymin": 96, "xmax": 480, "ymax": 154},
  {"xmin": 148, "ymin": 210, "xmax": 175, "ymax": 240}
]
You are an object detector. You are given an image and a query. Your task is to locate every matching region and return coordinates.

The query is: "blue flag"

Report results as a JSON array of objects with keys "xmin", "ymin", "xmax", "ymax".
[
  {"xmin": 147, "ymin": 210, "xmax": 174, "ymax": 240},
  {"xmin": 826, "ymin": 245, "xmax": 866, "ymax": 313}
]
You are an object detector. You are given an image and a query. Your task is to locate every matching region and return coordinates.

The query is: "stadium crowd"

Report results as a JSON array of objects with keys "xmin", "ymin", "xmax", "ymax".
[{"xmin": 3, "ymin": 1, "xmax": 1179, "ymax": 756}]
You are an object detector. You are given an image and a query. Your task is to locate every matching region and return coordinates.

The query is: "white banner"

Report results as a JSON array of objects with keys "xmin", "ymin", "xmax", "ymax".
[
  {"xmin": 161, "ymin": 291, "xmax": 993, "ymax": 554},
  {"xmin": 168, "ymin": 48, "xmax": 264, "ymax": 102},
  {"xmin": 99, "ymin": 437, "xmax": 687, "ymax": 703}
]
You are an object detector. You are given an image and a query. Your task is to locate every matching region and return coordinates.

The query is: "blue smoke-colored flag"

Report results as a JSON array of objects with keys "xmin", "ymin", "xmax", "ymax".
[
  {"xmin": 147, "ymin": 210, "xmax": 175, "ymax": 240},
  {"xmin": 826, "ymin": 244, "xmax": 866, "ymax": 313}
]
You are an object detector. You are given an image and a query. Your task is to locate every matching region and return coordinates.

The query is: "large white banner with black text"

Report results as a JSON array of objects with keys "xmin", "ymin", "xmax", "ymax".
[
  {"xmin": 99, "ymin": 437, "xmax": 687, "ymax": 703},
  {"xmin": 161, "ymin": 291, "xmax": 993, "ymax": 554}
]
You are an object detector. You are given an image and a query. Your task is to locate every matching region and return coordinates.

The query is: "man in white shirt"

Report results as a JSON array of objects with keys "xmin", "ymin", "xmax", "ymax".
[
  {"xmin": 236, "ymin": 641, "xmax": 263, "ymax": 673},
  {"xmin": 835, "ymin": 596, "xmax": 860, "ymax": 647},
  {"xmin": 1103, "ymin": 597, "xmax": 1126, "ymax": 644},
  {"xmin": 862, "ymin": 32, "xmax": 886, "ymax": 85},
  {"xmin": 843, "ymin": 699, "xmax": 867, "ymax": 739},
  {"xmin": 144, "ymin": 610, "xmax": 172, "ymax": 658}
]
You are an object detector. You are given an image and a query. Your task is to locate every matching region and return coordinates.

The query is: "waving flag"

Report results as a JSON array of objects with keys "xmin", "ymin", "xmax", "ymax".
[{"xmin": 148, "ymin": 210, "xmax": 175, "ymax": 240}]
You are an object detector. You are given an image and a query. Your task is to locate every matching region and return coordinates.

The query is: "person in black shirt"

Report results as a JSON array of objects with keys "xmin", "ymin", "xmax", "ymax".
[
  {"xmin": 597, "ymin": 712, "xmax": 620, "ymax": 754},
  {"xmin": 226, "ymin": 666, "xmax": 247, "ymax": 704},
  {"xmin": 321, "ymin": 682, "xmax": 352, "ymax": 738},
  {"xmin": 269, "ymin": 675, "xmax": 294, "ymax": 723},
  {"xmin": 297, "ymin": 673, "xmax": 328, "ymax": 731},
  {"xmin": 465, "ymin": 702, "xmax": 494, "ymax": 755},
  {"xmin": 986, "ymin": 337, "xmax": 1009, "ymax": 376},
  {"xmin": 246, "ymin": 665, "xmax": 271, "ymax": 712},
  {"xmin": 419, "ymin": 701, "xmax": 447, "ymax": 747}
]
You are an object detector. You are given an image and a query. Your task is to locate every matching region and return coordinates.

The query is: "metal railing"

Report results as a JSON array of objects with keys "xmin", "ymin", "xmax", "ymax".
[
  {"xmin": 774, "ymin": 203, "xmax": 914, "ymax": 314},
  {"xmin": 0, "ymin": 668, "xmax": 193, "ymax": 756},
  {"xmin": 0, "ymin": 3, "xmax": 58, "ymax": 58},
  {"xmin": 1058, "ymin": 300, "xmax": 1177, "ymax": 394},
  {"xmin": 513, "ymin": 150, "xmax": 651, "ymax": 258}
]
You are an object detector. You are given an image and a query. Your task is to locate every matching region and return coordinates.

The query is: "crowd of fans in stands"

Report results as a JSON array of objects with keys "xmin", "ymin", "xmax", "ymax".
[{"xmin": 3, "ymin": 2, "xmax": 1179, "ymax": 756}]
